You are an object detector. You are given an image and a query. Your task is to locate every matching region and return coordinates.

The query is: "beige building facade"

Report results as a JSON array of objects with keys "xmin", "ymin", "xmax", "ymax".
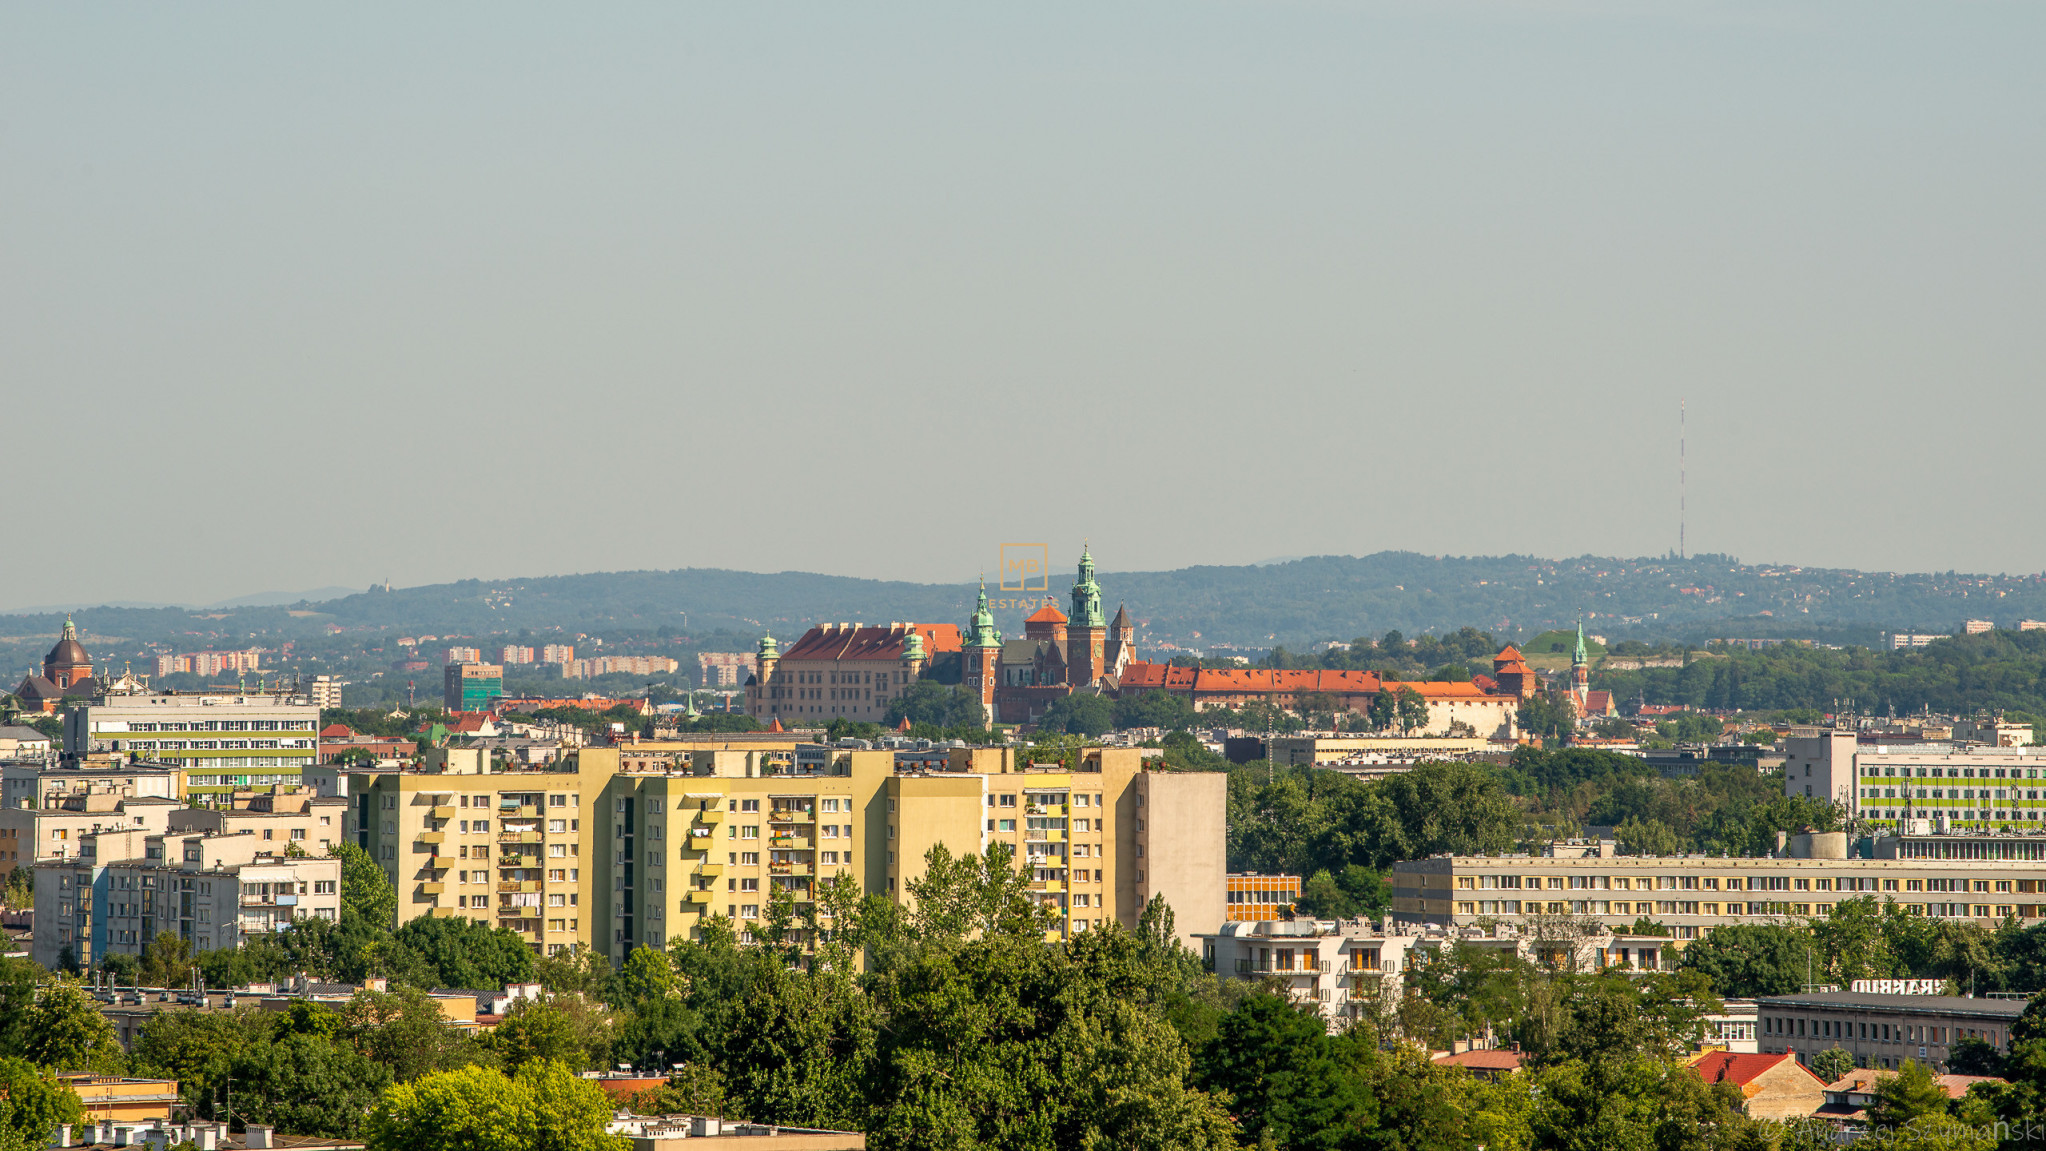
[{"xmin": 1393, "ymin": 847, "xmax": 2046, "ymax": 948}]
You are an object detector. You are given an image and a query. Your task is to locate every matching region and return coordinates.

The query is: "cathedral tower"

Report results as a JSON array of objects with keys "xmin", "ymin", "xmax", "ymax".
[{"xmin": 1066, "ymin": 547, "xmax": 1107, "ymax": 688}]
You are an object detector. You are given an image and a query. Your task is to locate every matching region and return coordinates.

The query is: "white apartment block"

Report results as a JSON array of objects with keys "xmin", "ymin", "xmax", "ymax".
[
  {"xmin": 64, "ymin": 690, "xmax": 320, "ymax": 805},
  {"xmin": 1784, "ymin": 729, "xmax": 2046, "ymax": 830}
]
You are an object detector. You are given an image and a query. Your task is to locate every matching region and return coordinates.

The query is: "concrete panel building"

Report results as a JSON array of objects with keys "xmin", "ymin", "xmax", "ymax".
[
  {"xmin": 62, "ymin": 690, "xmax": 320, "ymax": 805},
  {"xmin": 35, "ymin": 827, "xmax": 342, "ymax": 970}
]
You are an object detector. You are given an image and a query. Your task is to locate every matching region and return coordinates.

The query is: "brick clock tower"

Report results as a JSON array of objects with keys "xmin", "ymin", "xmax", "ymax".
[
  {"xmin": 965, "ymin": 580, "xmax": 1002, "ymax": 725},
  {"xmin": 1065, "ymin": 546, "xmax": 1107, "ymax": 687}
]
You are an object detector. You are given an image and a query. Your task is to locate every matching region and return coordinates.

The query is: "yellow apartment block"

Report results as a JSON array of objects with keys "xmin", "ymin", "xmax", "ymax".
[
  {"xmin": 310, "ymin": 736, "xmax": 1225, "ymax": 960},
  {"xmin": 307, "ymin": 747, "xmax": 615, "ymax": 956},
  {"xmin": 587, "ymin": 743, "xmax": 1224, "ymax": 960}
]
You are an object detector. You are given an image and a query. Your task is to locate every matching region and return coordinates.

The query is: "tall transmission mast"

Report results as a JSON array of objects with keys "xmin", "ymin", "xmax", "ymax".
[{"xmin": 1679, "ymin": 399, "xmax": 1687, "ymax": 561}]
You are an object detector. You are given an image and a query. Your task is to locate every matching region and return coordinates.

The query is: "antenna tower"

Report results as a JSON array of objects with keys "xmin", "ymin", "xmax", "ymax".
[{"xmin": 1679, "ymin": 399, "xmax": 1687, "ymax": 561}]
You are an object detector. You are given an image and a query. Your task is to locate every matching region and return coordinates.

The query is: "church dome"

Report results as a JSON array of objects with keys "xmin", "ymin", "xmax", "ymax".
[{"xmin": 46, "ymin": 618, "xmax": 89, "ymax": 669}]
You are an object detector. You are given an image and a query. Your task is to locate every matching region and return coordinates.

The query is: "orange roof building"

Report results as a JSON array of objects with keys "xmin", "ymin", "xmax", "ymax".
[{"xmin": 1687, "ymin": 1051, "xmax": 1827, "ymax": 1121}]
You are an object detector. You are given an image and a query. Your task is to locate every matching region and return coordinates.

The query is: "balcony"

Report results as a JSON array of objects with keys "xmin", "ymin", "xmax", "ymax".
[
  {"xmin": 499, "ymin": 831, "xmax": 542, "ymax": 844},
  {"xmin": 1024, "ymin": 830, "xmax": 1065, "ymax": 843},
  {"xmin": 1030, "ymin": 881, "xmax": 1065, "ymax": 894},
  {"xmin": 501, "ymin": 805, "xmax": 541, "ymax": 819},
  {"xmin": 695, "ymin": 863, "xmax": 724, "ymax": 879},
  {"xmin": 770, "ymin": 811, "xmax": 816, "ymax": 824},
  {"xmin": 241, "ymin": 893, "xmax": 299, "ymax": 907},
  {"xmin": 696, "ymin": 808, "xmax": 725, "ymax": 824},
  {"xmin": 417, "ymin": 831, "xmax": 445, "ymax": 845},
  {"xmin": 768, "ymin": 862, "xmax": 814, "ymax": 876},
  {"xmin": 420, "ymin": 882, "xmax": 444, "ymax": 895},
  {"xmin": 498, "ymin": 880, "xmax": 541, "ymax": 893},
  {"xmin": 768, "ymin": 835, "xmax": 811, "ymax": 849},
  {"xmin": 686, "ymin": 890, "xmax": 714, "ymax": 905},
  {"xmin": 428, "ymin": 906, "xmax": 460, "ymax": 918},
  {"xmin": 430, "ymin": 806, "xmax": 457, "ymax": 820},
  {"xmin": 1026, "ymin": 804, "xmax": 1068, "ymax": 816}
]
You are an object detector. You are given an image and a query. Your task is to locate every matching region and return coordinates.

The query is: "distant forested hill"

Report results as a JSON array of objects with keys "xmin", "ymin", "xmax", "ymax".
[{"xmin": 6, "ymin": 553, "xmax": 2046, "ymax": 663}]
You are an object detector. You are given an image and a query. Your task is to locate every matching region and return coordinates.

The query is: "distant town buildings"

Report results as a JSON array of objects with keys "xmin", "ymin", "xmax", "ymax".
[
  {"xmin": 697, "ymin": 651, "xmax": 749, "ymax": 687},
  {"xmin": 153, "ymin": 649, "xmax": 263, "ymax": 677},
  {"xmin": 561, "ymin": 655, "xmax": 680, "ymax": 679},
  {"xmin": 500, "ymin": 645, "xmax": 536, "ymax": 665},
  {"xmin": 445, "ymin": 645, "xmax": 483, "ymax": 665},
  {"xmin": 304, "ymin": 674, "xmax": 344, "ymax": 709}
]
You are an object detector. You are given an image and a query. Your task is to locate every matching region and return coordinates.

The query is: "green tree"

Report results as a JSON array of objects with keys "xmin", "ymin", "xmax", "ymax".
[
  {"xmin": 489, "ymin": 996, "xmax": 612, "ymax": 1073},
  {"xmin": 20, "ymin": 977, "xmax": 125, "ymax": 1073},
  {"xmin": 392, "ymin": 917, "xmax": 536, "ymax": 990},
  {"xmin": 1394, "ymin": 685, "xmax": 1429, "ymax": 734},
  {"xmin": 1043, "ymin": 693, "xmax": 1114, "ymax": 737},
  {"xmin": 1810, "ymin": 1046, "xmax": 1856, "ymax": 1084},
  {"xmin": 365, "ymin": 1061, "xmax": 625, "ymax": 1151},
  {"xmin": 0, "ymin": 1057, "xmax": 84, "ymax": 1151},
  {"xmin": 534, "ymin": 945, "xmax": 613, "ymax": 1000},
  {"xmin": 1868, "ymin": 1060, "xmax": 1956, "ymax": 1128},
  {"xmin": 1196, "ymin": 993, "xmax": 1369, "ymax": 1148},
  {"xmin": 1614, "ymin": 816, "xmax": 1681, "ymax": 858},
  {"xmin": 1294, "ymin": 866, "xmax": 1390, "ymax": 920},
  {"xmin": 0, "ymin": 867, "xmax": 31, "ymax": 913},
  {"xmin": 342, "ymin": 986, "xmax": 483, "ymax": 1082},
  {"xmin": 0, "ymin": 958, "xmax": 38, "ymax": 1060},
  {"xmin": 613, "ymin": 946, "xmax": 683, "ymax": 1008},
  {"xmin": 130, "ymin": 1008, "xmax": 266, "ymax": 1120},
  {"xmin": 902, "ymin": 842, "xmax": 1055, "ymax": 943},
  {"xmin": 231, "ymin": 1030, "xmax": 393, "ymax": 1138},
  {"xmin": 332, "ymin": 842, "xmax": 398, "ymax": 931},
  {"xmin": 141, "ymin": 931, "xmax": 197, "ymax": 989},
  {"xmin": 1945, "ymin": 1035, "xmax": 2005, "ymax": 1077}
]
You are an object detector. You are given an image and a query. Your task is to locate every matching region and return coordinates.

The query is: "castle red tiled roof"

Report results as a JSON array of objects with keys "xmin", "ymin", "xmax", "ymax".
[
  {"xmin": 320, "ymin": 724, "xmax": 355, "ymax": 738},
  {"xmin": 1495, "ymin": 646, "xmax": 1525, "ymax": 662},
  {"xmin": 780, "ymin": 623, "xmax": 963, "ymax": 662},
  {"xmin": 1191, "ymin": 669, "xmax": 1383, "ymax": 694},
  {"xmin": 1118, "ymin": 663, "xmax": 1197, "ymax": 692},
  {"xmin": 1026, "ymin": 604, "xmax": 1068, "ymax": 624}
]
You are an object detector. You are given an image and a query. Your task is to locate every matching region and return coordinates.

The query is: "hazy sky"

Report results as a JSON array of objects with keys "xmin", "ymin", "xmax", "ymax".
[{"xmin": 5, "ymin": 2, "xmax": 2042, "ymax": 609}]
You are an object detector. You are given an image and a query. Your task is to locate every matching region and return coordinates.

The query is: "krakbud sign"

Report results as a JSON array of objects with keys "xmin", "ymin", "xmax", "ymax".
[{"xmin": 1850, "ymin": 979, "xmax": 1945, "ymax": 995}]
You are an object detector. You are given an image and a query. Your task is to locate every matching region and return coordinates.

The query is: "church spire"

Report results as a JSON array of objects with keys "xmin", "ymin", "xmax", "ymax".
[
  {"xmin": 968, "ymin": 577, "xmax": 1002, "ymax": 648},
  {"xmin": 1069, "ymin": 546, "xmax": 1105, "ymax": 630},
  {"xmin": 1572, "ymin": 618, "xmax": 1588, "ymax": 668}
]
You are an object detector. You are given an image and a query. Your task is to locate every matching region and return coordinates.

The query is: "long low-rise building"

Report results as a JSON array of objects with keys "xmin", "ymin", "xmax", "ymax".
[
  {"xmin": 1757, "ymin": 990, "xmax": 2023, "ymax": 1073},
  {"xmin": 1391, "ymin": 836, "xmax": 2046, "ymax": 942}
]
